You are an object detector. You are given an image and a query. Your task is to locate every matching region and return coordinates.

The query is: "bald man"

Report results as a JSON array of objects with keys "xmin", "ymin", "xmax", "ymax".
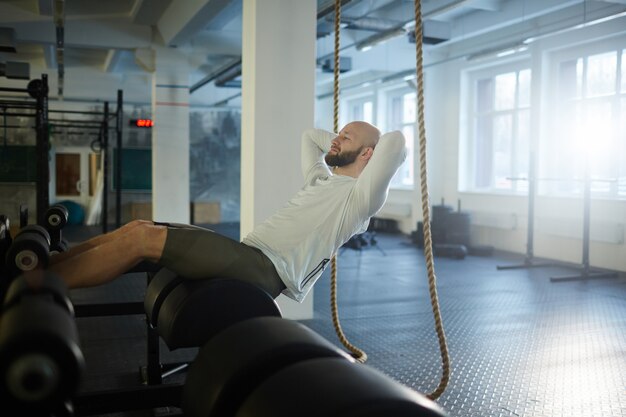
[{"xmin": 49, "ymin": 122, "xmax": 407, "ymax": 302}]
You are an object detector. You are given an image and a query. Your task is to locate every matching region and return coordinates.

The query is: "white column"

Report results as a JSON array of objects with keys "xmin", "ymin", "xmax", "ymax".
[
  {"xmin": 241, "ymin": 0, "xmax": 317, "ymax": 319},
  {"xmin": 151, "ymin": 47, "xmax": 190, "ymax": 223}
]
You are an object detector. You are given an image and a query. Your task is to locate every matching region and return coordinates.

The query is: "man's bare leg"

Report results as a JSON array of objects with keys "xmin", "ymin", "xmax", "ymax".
[
  {"xmin": 49, "ymin": 220, "xmax": 151, "ymax": 266},
  {"xmin": 48, "ymin": 222, "xmax": 167, "ymax": 289}
]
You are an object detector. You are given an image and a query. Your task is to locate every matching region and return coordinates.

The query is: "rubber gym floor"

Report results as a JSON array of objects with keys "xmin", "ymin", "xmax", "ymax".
[{"xmin": 65, "ymin": 224, "xmax": 626, "ymax": 417}]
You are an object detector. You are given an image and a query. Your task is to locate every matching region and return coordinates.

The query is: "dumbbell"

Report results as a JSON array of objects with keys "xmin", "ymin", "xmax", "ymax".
[
  {"xmin": 5, "ymin": 225, "xmax": 51, "ymax": 278},
  {"xmin": 0, "ymin": 214, "xmax": 12, "ymax": 263},
  {"xmin": 44, "ymin": 205, "xmax": 69, "ymax": 232},
  {"xmin": 50, "ymin": 239, "xmax": 69, "ymax": 254},
  {"xmin": 43, "ymin": 205, "xmax": 70, "ymax": 254},
  {"xmin": 0, "ymin": 271, "xmax": 84, "ymax": 414}
]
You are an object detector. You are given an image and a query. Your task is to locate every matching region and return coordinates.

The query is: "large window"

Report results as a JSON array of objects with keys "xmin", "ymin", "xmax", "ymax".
[
  {"xmin": 341, "ymin": 95, "xmax": 374, "ymax": 128},
  {"xmin": 464, "ymin": 64, "xmax": 531, "ymax": 193},
  {"xmin": 349, "ymin": 97, "xmax": 374, "ymax": 125},
  {"xmin": 547, "ymin": 46, "xmax": 626, "ymax": 198},
  {"xmin": 387, "ymin": 88, "xmax": 415, "ymax": 189}
]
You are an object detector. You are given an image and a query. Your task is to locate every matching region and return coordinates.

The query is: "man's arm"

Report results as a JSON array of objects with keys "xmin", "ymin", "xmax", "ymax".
[
  {"xmin": 301, "ymin": 128, "xmax": 335, "ymax": 181},
  {"xmin": 356, "ymin": 130, "xmax": 407, "ymax": 216}
]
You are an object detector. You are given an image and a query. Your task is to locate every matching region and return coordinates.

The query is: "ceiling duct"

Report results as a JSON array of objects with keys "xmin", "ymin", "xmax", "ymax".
[
  {"xmin": 191, "ymin": 58, "xmax": 242, "ymax": 92},
  {"xmin": 214, "ymin": 61, "xmax": 242, "ymax": 88},
  {"xmin": 409, "ymin": 20, "xmax": 450, "ymax": 45},
  {"xmin": 321, "ymin": 56, "xmax": 352, "ymax": 73},
  {"xmin": 0, "ymin": 28, "xmax": 17, "ymax": 53},
  {"xmin": 355, "ymin": 27, "xmax": 406, "ymax": 51},
  {"xmin": 341, "ymin": 16, "xmax": 399, "ymax": 32}
]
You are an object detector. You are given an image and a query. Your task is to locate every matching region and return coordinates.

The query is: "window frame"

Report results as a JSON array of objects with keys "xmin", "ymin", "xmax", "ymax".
[
  {"xmin": 544, "ymin": 36, "xmax": 626, "ymax": 200},
  {"xmin": 460, "ymin": 58, "xmax": 533, "ymax": 195},
  {"xmin": 384, "ymin": 85, "xmax": 416, "ymax": 190},
  {"xmin": 340, "ymin": 92, "xmax": 377, "ymax": 129}
]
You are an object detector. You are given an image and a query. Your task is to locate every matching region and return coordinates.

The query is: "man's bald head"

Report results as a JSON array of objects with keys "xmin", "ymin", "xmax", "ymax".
[{"xmin": 346, "ymin": 121, "xmax": 381, "ymax": 149}]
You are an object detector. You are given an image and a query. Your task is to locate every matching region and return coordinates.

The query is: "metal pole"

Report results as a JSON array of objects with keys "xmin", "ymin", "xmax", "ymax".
[
  {"xmin": 497, "ymin": 151, "xmax": 554, "ymax": 270},
  {"xmin": 35, "ymin": 75, "xmax": 50, "ymax": 225},
  {"xmin": 102, "ymin": 102, "xmax": 109, "ymax": 233},
  {"xmin": 0, "ymin": 111, "xmax": 37, "ymax": 118},
  {"xmin": 116, "ymin": 90, "xmax": 123, "ymax": 229},
  {"xmin": 581, "ymin": 157, "xmax": 591, "ymax": 275},
  {"xmin": 525, "ymin": 151, "xmax": 536, "ymax": 263},
  {"xmin": 550, "ymin": 156, "xmax": 617, "ymax": 282},
  {"xmin": 49, "ymin": 109, "xmax": 106, "ymax": 116},
  {"xmin": 0, "ymin": 87, "xmax": 30, "ymax": 93}
]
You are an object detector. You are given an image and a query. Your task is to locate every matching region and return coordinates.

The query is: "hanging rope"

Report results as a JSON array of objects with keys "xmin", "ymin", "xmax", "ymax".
[
  {"xmin": 330, "ymin": 0, "xmax": 368, "ymax": 364},
  {"xmin": 413, "ymin": 0, "xmax": 450, "ymax": 400},
  {"xmin": 328, "ymin": 0, "xmax": 451, "ymax": 394}
]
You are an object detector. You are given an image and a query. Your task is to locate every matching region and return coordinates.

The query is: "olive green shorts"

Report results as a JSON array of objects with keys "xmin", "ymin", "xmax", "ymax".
[{"xmin": 157, "ymin": 223, "xmax": 285, "ymax": 298}]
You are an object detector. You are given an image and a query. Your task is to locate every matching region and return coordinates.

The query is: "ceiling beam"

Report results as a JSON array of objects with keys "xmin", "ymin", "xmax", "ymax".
[
  {"xmin": 10, "ymin": 19, "xmax": 152, "ymax": 49},
  {"xmin": 467, "ymin": 0, "xmax": 502, "ymax": 12},
  {"xmin": 156, "ymin": 0, "xmax": 232, "ymax": 46},
  {"xmin": 102, "ymin": 49, "xmax": 122, "ymax": 72},
  {"xmin": 132, "ymin": 0, "xmax": 172, "ymax": 26},
  {"xmin": 599, "ymin": 0, "xmax": 626, "ymax": 4},
  {"xmin": 445, "ymin": 0, "xmax": 621, "ymax": 42}
]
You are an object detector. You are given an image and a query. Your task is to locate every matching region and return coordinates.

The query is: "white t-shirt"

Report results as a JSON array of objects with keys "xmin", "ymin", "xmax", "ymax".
[{"xmin": 242, "ymin": 128, "xmax": 407, "ymax": 302}]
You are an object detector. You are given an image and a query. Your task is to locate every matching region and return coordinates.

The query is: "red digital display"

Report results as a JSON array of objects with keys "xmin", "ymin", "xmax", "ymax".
[
  {"xmin": 129, "ymin": 119, "xmax": 154, "ymax": 128},
  {"xmin": 137, "ymin": 119, "xmax": 153, "ymax": 127}
]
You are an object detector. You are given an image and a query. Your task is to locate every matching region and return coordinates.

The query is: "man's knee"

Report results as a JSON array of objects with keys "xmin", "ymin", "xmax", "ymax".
[{"xmin": 131, "ymin": 222, "xmax": 167, "ymax": 261}]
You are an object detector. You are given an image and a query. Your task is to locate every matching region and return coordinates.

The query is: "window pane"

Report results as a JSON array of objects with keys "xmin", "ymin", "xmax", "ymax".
[
  {"xmin": 516, "ymin": 112, "xmax": 530, "ymax": 194},
  {"xmin": 518, "ymin": 69, "xmax": 531, "ymax": 108},
  {"xmin": 493, "ymin": 114, "xmax": 512, "ymax": 189},
  {"xmin": 401, "ymin": 124, "xmax": 414, "ymax": 185},
  {"xmin": 559, "ymin": 59, "xmax": 580, "ymax": 100},
  {"xmin": 516, "ymin": 109, "xmax": 530, "ymax": 179},
  {"xmin": 622, "ymin": 50, "xmax": 626, "ymax": 93},
  {"xmin": 352, "ymin": 103, "xmax": 363, "ymax": 121},
  {"xmin": 391, "ymin": 97, "xmax": 402, "ymax": 126},
  {"xmin": 585, "ymin": 100, "xmax": 613, "ymax": 180},
  {"xmin": 475, "ymin": 115, "xmax": 493, "ymax": 188},
  {"xmin": 403, "ymin": 92, "xmax": 416, "ymax": 124},
  {"xmin": 586, "ymin": 51, "xmax": 617, "ymax": 97},
  {"xmin": 391, "ymin": 125, "xmax": 414, "ymax": 187},
  {"xmin": 576, "ymin": 58, "xmax": 583, "ymax": 97},
  {"xmin": 476, "ymin": 78, "xmax": 493, "ymax": 113},
  {"xmin": 558, "ymin": 102, "xmax": 584, "ymax": 189},
  {"xmin": 495, "ymin": 72, "xmax": 516, "ymax": 110},
  {"xmin": 617, "ymin": 96, "xmax": 626, "ymax": 197},
  {"xmin": 363, "ymin": 101, "xmax": 373, "ymax": 124}
]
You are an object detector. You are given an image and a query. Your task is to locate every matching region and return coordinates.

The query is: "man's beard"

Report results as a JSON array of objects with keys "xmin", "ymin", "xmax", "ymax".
[{"xmin": 325, "ymin": 147, "xmax": 363, "ymax": 167}]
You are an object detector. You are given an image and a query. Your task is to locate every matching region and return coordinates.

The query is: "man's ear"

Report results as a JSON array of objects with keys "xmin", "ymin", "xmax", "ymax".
[{"xmin": 361, "ymin": 147, "xmax": 374, "ymax": 160}]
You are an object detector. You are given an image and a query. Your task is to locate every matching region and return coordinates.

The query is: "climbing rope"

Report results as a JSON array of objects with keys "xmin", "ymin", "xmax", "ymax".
[
  {"xmin": 330, "ymin": 0, "xmax": 368, "ymax": 364},
  {"xmin": 411, "ymin": 0, "xmax": 451, "ymax": 401},
  {"xmin": 329, "ymin": 1, "xmax": 451, "ymax": 397}
]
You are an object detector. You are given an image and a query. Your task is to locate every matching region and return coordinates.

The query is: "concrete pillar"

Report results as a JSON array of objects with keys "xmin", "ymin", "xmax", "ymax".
[
  {"xmin": 151, "ymin": 47, "xmax": 190, "ymax": 223},
  {"xmin": 241, "ymin": 0, "xmax": 317, "ymax": 319}
]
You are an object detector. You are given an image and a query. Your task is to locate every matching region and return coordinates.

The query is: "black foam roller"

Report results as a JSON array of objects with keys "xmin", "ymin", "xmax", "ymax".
[
  {"xmin": 235, "ymin": 358, "xmax": 447, "ymax": 417},
  {"xmin": 183, "ymin": 317, "xmax": 351, "ymax": 417}
]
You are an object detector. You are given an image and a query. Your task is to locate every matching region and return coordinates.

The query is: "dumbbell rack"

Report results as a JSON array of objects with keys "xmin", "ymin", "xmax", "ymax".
[{"xmin": 0, "ymin": 206, "xmax": 186, "ymax": 415}]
